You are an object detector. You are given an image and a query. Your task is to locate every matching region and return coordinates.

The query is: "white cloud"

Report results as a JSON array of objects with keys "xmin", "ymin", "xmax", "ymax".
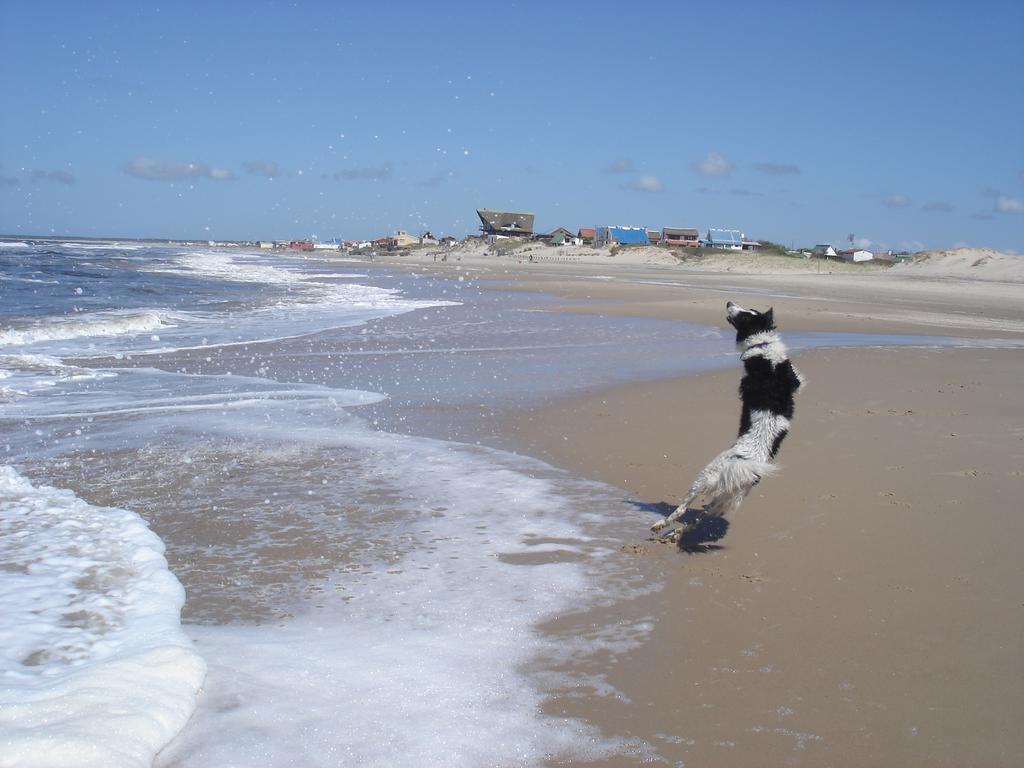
[
  {"xmin": 622, "ymin": 175, "xmax": 665, "ymax": 193},
  {"xmin": 691, "ymin": 151, "xmax": 733, "ymax": 177},
  {"xmin": 995, "ymin": 194, "xmax": 1024, "ymax": 214},
  {"xmin": 123, "ymin": 157, "xmax": 234, "ymax": 181},
  {"xmin": 883, "ymin": 194, "xmax": 912, "ymax": 208},
  {"xmin": 30, "ymin": 170, "xmax": 77, "ymax": 185},
  {"xmin": 922, "ymin": 201, "xmax": 954, "ymax": 213}
]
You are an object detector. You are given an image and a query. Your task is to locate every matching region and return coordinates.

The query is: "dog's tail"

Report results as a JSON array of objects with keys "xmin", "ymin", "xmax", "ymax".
[{"xmin": 716, "ymin": 456, "xmax": 778, "ymax": 497}]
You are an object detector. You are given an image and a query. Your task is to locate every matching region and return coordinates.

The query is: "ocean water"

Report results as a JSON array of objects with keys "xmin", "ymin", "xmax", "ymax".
[
  {"xmin": 1, "ymin": 241, "xmax": 712, "ymax": 767},
  {"xmin": 3, "ymin": 241, "xmax": 1014, "ymax": 767}
]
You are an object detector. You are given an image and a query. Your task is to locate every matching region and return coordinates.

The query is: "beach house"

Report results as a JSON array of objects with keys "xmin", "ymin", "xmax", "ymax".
[
  {"xmin": 546, "ymin": 227, "xmax": 580, "ymax": 245},
  {"xmin": 386, "ymin": 230, "xmax": 419, "ymax": 249},
  {"xmin": 577, "ymin": 227, "xmax": 596, "ymax": 245},
  {"xmin": 476, "ymin": 209, "xmax": 535, "ymax": 239},
  {"xmin": 595, "ymin": 226, "xmax": 650, "ymax": 247},
  {"xmin": 812, "ymin": 244, "xmax": 838, "ymax": 258},
  {"xmin": 662, "ymin": 227, "xmax": 700, "ymax": 247},
  {"xmin": 837, "ymin": 248, "xmax": 874, "ymax": 262},
  {"xmin": 705, "ymin": 228, "xmax": 744, "ymax": 250}
]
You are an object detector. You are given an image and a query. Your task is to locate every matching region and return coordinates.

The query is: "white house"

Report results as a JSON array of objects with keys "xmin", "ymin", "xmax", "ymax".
[
  {"xmin": 838, "ymin": 249, "xmax": 874, "ymax": 262},
  {"xmin": 706, "ymin": 228, "xmax": 744, "ymax": 250}
]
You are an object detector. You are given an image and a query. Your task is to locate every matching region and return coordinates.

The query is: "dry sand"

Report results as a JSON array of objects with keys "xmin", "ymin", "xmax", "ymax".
[{"xmin": 359, "ymin": 244, "xmax": 1024, "ymax": 764}]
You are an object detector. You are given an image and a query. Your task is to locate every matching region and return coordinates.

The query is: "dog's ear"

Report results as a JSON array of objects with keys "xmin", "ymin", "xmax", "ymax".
[{"xmin": 764, "ymin": 307, "xmax": 775, "ymax": 325}]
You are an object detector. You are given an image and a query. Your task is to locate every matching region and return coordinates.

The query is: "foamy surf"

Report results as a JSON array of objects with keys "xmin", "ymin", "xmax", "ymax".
[
  {"xmin": 132, "ymin": 415, "xmax": 658, "ymax": 767},
  {"xmin": 0, "ymin": 466, "xmax": 206, "ymax": 768},
  {"xmin": 0, "ymin": 310, "xmax": 177, "ymax": 347}
]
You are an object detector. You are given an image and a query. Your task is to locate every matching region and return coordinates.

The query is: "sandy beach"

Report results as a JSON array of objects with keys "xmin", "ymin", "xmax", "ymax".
[
  {"xmin": 4, "ymin": 241, "xmax": 1022, "ymax": 766},
  {"xmin": 516, "ymin": 346, "xmax": 1023, "ymax": 767},
  {"xmin": 369, "ymin": 245, "xmax": 1024, "ymax": 766}
]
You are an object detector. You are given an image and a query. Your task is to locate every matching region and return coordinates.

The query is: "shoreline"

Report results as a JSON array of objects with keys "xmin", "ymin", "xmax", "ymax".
[{"xmin": 343, "ymin": 249, "xmax": 1024, "ymax": 763}]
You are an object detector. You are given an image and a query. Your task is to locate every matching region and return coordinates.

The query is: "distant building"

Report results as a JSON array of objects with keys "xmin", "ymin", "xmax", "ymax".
[
  {"xmin": 289, "ymin": 240, "xmax": 314, "ymax": 251},
  {"xmin": 476, "ymin": 208, "xmax": 535, "ymax": 238},
  {"xmin": 439, "ymin": 236, "xmax": 458, "ymax": 248},
  {"xmin": 595, "ymin": 226, "xmax": 650, "ymax": 247},
  {"xmin": 257, "ymin": 241, "xmax": 275, "ymax": 249},
  {"xmin": 647, "ymin": 229, "xmax": 662, "ymax": 245},
  {"xmin": 546, "ymin": 227, "xmax": 580, "ymax": 245},
  {"xmin": 811, "ymin": 244, "xmax": 838, "ymax": 258},
  {"xmin": 705, "ymin": 228, "xmax": 744, "ymax": 250},
  {"xmin": 837, "ymin": 248, "xmax": 874, "ymax": 262},
  {"xmin": 662, "ymin": 227, "xmax": 699, "ymax": 247},
  {"xmin": 741, "ymin": 240, "xmax": 762, "ymax": 251},
  {"xmin": 577, "ymin": 227, "xmax": 596, "ymax": 245},
  {"xmin": 387, "ymin": 230, "xmax": 419, "ymax": 249},
  {"xmin": 420, "ymin": 231, "xmax": 438, "ymax": 245}
]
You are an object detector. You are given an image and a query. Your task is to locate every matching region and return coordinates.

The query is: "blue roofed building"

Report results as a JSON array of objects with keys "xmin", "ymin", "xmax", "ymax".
[
  {"xmin": 595, "ymin": 226, "xmax": 650, "ymax": 247},
  {"xmin": 706, "ymin": 228, "xmax": 744, "ymax": 250}
]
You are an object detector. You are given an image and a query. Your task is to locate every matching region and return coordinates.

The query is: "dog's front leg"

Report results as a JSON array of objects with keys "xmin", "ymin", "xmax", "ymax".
[{"xmin": 651, "ymin": 485, "xmax": 703, "ymax": 534}]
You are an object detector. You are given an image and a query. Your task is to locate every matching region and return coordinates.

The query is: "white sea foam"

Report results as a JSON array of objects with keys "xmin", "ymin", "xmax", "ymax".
[
  {"xmin": 0, "ymin": 310, "xmax": 178, "ymax": 347},
  {"xmin": 57, "ymin": 241, "xmax": 146, "ymax": 251},
  {"xmin": 0, "ymin": 466, "xmax": 206, "ymax": 768},
  {"xmin": 0, "ymin": 354, "xmax": 113, "ymax": 400},
  {"xmin": 149, "ymin": 415, "xmax": 657, "ymax": 767},
  {"xmin": 148, "ymin": 250, "xmax": 331, "ymax": 289}
]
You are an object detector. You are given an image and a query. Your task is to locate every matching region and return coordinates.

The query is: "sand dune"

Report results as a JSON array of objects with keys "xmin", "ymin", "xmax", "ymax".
[
  {"xmin": 890, "ymin": 247, "xmax": 1024, "ymax": 282},
  {"xmin": 374, "ymin": 241, "xmax": 1024, "ymax": 281}
]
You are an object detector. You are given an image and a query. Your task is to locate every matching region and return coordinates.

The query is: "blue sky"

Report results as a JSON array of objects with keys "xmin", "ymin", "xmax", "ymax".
[{"xmin": 1, "ymin": 0, "xmax": 1022, "ymax": 251}]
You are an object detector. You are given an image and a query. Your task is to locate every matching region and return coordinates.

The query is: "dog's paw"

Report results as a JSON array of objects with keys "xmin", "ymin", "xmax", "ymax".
[
  {"xmin": 654, "ymin": 526, "xmax": 687, "ymax": 545},
  {"xmin": 650, "ymin": 518, "xmax": 670, "ymax": 533}
]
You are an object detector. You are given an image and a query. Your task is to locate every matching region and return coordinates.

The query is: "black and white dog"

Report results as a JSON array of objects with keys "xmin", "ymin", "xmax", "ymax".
[{"xmin": 651, "ymin": 301, "xmax": 804, "ymax": 539}]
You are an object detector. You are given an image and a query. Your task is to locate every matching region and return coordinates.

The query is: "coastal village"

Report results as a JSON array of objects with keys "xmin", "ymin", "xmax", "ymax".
[{"xmin": 251, "ymin": 208, "xmax": 908, "ymax": 263}]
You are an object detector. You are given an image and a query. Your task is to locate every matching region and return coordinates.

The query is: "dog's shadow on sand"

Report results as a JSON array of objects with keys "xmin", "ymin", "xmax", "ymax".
[{"xmin": 630, "ymin": 501, "xmax": 729, "ymax": 554}]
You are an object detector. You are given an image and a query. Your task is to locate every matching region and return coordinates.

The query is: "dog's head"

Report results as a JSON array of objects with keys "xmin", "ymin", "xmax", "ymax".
[{"xmin": 726, "ymin": 301, "xmax": 775, "ymax": 344}]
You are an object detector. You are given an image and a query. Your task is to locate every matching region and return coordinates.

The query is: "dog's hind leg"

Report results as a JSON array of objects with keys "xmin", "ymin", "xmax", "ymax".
[
  {"xmin": 651, "ymin": 463, "xmax": 718, "ymax": 533},
  {"xmin": 704, "ymin": 488, "xmax": 748, "ymax": 519}
]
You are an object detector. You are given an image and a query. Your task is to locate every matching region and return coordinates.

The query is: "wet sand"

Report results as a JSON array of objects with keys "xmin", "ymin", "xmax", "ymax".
[{"xmin": 488, "ymin": 269, "xmax": 1024, "ymax": 766}]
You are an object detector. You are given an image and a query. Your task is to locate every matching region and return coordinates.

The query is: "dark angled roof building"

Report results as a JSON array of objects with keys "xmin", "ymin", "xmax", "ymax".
[{"xmin": 476, "ymin": 208, "xmax": 535, "ymax": 237}]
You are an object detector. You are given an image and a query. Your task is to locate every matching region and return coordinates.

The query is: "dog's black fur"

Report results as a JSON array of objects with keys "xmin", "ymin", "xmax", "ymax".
[
  {"xmin": 727, "ymin": 305, "xmax": 803, "ymax": 458},
  {"xmin": 651, "ymin": 301, "xmax": 804, "ymax": 540}
]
